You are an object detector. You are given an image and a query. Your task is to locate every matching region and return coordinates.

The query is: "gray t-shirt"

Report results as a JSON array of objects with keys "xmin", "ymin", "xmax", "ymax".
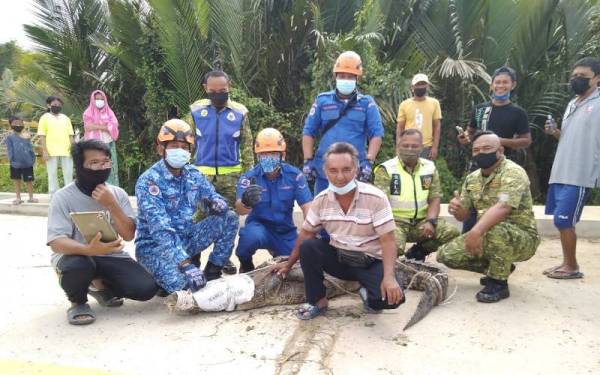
[
  {"xmin": 48, "ymin": 182, "xmax": 135, "ymax": 266},
  {"xmin": 549, "ymin": 89, "xmax": 600, "ymax": 188}
]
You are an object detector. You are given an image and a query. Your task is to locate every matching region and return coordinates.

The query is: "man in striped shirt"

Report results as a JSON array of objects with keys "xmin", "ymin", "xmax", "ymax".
[{"xmin": 272, "ymin": 142, "xmax": 404, "ymax": 319}]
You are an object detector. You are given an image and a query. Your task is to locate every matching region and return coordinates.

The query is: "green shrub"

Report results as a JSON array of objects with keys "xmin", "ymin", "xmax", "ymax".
[{"xmin": 0, "ymin": 162, "xmax": 64, "ymax": 194}]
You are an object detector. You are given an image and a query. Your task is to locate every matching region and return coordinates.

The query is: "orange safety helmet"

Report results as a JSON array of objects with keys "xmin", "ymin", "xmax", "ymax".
[
  {"xmin": 157, "ymin": 119, "xmax": 195, "ymax": 145},
  {"xmin": 254, "ymin": 128, "xmax": 286, "ymax": 153},
  {"xmin": 333, "ymin": 51, "xmax": 363, "ymax": 77}
]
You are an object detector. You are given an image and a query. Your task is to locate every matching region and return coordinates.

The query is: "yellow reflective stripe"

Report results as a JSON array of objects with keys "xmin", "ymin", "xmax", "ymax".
[
  {"xmin": 197, "ymin": 164, "xmax": 242, "ymax": 175},
  {"xmin": 389, "ymin": 199, "xmax": 428, "ymax": 210}
]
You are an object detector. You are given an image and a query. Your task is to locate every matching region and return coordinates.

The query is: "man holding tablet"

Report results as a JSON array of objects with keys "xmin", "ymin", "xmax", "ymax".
[{"xmin": 47, "ymin": 139, "xmax": 157, "ymax": 326}]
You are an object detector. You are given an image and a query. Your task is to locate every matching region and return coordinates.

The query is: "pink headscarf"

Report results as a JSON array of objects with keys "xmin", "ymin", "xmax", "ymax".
[{"xmin": 82, "ymin": 90, "xmax": 119, "ymax": 141}]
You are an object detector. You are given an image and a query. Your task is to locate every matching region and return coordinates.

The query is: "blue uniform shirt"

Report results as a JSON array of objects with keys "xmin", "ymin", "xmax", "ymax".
[
  {"xmin": 236, "ymin": 163, "xmax": 312, "ymax": 233},
  {"xmin": 135, "ymin": 159, "xmax": 226, "ymax": 265},
  {"xmin": 303, "ymin": 90, "xmax": 384, "ymax": 178}
]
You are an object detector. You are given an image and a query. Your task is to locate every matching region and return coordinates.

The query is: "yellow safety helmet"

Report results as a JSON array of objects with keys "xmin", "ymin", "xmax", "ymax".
[
  {"xmin": 333, "ymin": 51, "xmax": 363, "ymax": 77},
  {"xmin": 254, "ymin": 128, "xmax": 286, "ymax": 153},
  {"xmin": 157, "ymin": 119, "xmax": 195, "ymax": 145}
]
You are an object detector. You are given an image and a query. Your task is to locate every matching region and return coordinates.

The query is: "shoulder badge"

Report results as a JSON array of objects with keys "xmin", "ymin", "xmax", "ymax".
[
  {"xmin": 200, "ymin": 109, "xmax": 208, "ymax": 117},
  {"xmin": 148, "ymin": 184, "xmax": 160, "ymax": 196}
]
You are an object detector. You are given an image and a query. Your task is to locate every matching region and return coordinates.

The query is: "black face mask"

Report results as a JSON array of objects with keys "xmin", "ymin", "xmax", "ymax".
[
  {"xmin": 50, "ymin": 105, "xmax": 62, "ymax": 114},
  {"xmin": 570, "ymin": 76, "xmax": 591, "ymax": 95},
  {"xmin": 414, "ymin": 87, "xmax": 427, "ymax": 97},
  {"xmin": 473, "ymin": 151, "xmax": 499, "ymax": 169},
  {"xmin": 11, "ymin": 126, "xmax": 24, "ymax": 133},
  {"xmin": 75, "ymin": 167, "xmax": 111, "ymax": 196},
  {"xmin": 208, "ymin": 92, "xmax": 229, "ymax": 107}
]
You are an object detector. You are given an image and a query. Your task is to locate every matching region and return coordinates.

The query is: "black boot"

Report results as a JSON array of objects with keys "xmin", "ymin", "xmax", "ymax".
[
  {"xmin": 404, "ymin": 243, "xmax": 428, "ymax": 261},
  {"xmin": 476, "ymin": 278, "xmax": 510, "ymax": 303},
  {"xmin": 222, "ymin": 260, "xmax": 238, "ymax": 275},
  {"xmin": 204, "ymin": 261, "xmax": 223, "ymax": 281},
  {"xmin": 480, "ymin": 264, "xmax": 516, "ymax": 285},
  {"xmin": 239, "ymin": 258, "xmax": 255, "ymax": 274}
]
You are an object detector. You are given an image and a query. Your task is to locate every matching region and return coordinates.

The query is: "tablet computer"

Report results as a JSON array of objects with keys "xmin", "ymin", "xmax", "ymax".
[{"xmin": 70, "ymin": 211, "xmax": 119, "ymax": 243}]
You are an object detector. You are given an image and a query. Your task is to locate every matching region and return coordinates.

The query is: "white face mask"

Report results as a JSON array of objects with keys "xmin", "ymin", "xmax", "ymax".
[
  {"xmin": 336, "ymin": 79, "xmax": 357, "ymax": 96},
  {"xmin": 95, "ymin": 99, "xmax": 105, "ymax": 109},
  {"xmin": 165, "ymin": 148, "xmax": 191, "ymax": 169},
  {"xmin": 328, "ymin": 179, "xmax": 357, "ymax": 195}
]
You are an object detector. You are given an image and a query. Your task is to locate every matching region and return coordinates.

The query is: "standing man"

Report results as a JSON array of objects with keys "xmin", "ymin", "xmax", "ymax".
[
  {"xmin": 396, "ymin": 74, "xmax": 442, "ymax": 160},
  {"xmin": 302, "ymin": 51, "xmax": 384, "ymax": 193},
  {"xmin": 189, "ymin": 70, "xmax": 253, "ymax": 274},
  {"xmin": 437, "ymin": 132, "xmax": 539, "ymax": 303},
  {"xmin": 135, "ymin": 119, "xmax": 239, "ymax": 294},
  {"xmin": 374, "ymin": 129, "xmax": 459, "ymax": 260},
  {"xmin": 272, "ymin": 142, "xmax": 404, "ymax": 319},
  {"xmin": 543, "ymin": 57, "xmax": 600, "ymax": 279},
  {"xmin": 234, "ymin": 128, "xmax": 312, "ymax": 273}
]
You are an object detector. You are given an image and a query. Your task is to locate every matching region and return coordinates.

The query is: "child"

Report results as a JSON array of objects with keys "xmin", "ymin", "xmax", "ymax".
[{"xmin": 5, "ymin": 116, "xmax": 37, "ymax": 204}]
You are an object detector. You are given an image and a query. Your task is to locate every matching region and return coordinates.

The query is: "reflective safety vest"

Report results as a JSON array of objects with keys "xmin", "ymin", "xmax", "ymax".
[{"xmin": 378, "ymin": 157, "xmax": 436, "ymax": 220}]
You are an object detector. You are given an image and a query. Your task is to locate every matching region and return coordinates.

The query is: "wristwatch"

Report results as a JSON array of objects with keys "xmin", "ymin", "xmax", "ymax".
[{"xmin": 426, "ymin": 218, "xmax": 438, "ymax": 226}]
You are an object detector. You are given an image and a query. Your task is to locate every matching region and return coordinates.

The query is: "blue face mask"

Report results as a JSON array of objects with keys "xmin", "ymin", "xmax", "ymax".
[
  {"xmin": 328, "ymin": 179, "xmax": 357, "ymax": 195},
  {"xmin": 492, "ymin": 92, "xmax": 510, "ymax": 101},
  {"xmin": 336, "ymin": 79, "xmax": 357, "ymax": 96},
  {"xmin": 258, "ymin": 155, "xmax": 281, "ymax": 173},
  {"xmin": 165, "ymin": 148, "xmax": 190, "ymax": 169}
]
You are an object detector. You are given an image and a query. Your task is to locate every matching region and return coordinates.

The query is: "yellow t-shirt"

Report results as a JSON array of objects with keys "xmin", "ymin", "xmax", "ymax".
[
  {"xmin": 396, "ymin": 97, "xmax": 442, "ymax": 147},
  {"xmin": 37, "ymin": 113, "xmax": 74, "ymax": 156}
]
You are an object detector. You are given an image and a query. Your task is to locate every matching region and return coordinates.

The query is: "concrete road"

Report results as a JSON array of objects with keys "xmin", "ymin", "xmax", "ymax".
[{"xmin": 0, "ymin": 214, "xmax": 599, "ymax": 374}]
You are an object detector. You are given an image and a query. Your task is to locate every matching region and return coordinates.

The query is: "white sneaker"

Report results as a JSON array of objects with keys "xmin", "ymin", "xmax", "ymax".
[{"xmin": 165, "ymin": 290, "xmax": 200, "ymax": 314}]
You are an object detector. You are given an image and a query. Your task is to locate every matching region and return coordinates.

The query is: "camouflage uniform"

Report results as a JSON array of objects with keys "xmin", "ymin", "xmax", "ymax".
[
  {"xmin": 437, "ymin": 159, "xmax": 540, "ymax": 280},
  {"xmin": 374, "ymin": 159, "xmax": 459, "ymax": 255},
  {"xmin": 135, "ymin": 160, "xmax": 239, "ymax": 293}
]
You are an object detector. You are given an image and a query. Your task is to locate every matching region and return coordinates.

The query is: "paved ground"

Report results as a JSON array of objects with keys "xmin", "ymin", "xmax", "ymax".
[{"xmin": 0, "ymin": 213, "xmax": 599, "ymax": 375}]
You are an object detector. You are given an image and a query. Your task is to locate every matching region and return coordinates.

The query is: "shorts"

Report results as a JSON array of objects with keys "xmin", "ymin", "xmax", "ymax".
[
  {"xmin": 545, "ymin": 183, "xmax": 590, "ymax": 229},
  {"xmin": 10, "ymin": 166, "xmax": 34, "ymax": 182}
]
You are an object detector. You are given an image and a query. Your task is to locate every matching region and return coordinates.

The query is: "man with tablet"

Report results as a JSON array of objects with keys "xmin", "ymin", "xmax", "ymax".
[{"xmin": 47, "ymin": 139, "xmax": 158, "ymax": 326}]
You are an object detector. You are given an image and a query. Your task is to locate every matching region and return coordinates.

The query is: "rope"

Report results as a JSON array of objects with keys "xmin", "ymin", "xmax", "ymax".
[{"xmin": 323, "ymin": 275, "xmax": 360, "ymax": 297}]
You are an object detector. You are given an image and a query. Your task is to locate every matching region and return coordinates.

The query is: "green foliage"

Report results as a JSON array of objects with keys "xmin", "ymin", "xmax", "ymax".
[
  {"xmin": 434, "ymin": 158, "xmax": 461, "ymax": 203},
  {"xmin": 0, "ymin": 163, "xmax": 61, "ymax": 194}
]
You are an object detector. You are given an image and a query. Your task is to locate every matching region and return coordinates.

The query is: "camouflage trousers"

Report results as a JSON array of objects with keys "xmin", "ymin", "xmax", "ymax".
[
  {"xmin": 210, "ymin": 173, "xmax": 241, "ymax": 206},
  {"xmin": 437, "ymin": 222, "xmax": 540, "ymax": 280},
  {"xmin": 395, "ymin": 218, "xmax": 460, "ymax": 256}
]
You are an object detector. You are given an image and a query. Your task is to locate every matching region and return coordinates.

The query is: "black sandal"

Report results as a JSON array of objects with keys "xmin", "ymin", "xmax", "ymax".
[
  {"xmin": 67, "ymin": 303, "xmax": 96, "ymax": 325},
  {"xmin": 88, "ymin": 287, "xmax": 124, "ymax": 307}
]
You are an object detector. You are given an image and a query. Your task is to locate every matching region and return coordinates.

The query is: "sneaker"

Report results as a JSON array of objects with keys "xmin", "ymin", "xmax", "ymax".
[
  {"xmin": 404, "ymin": 243, "xmax": 427, "ymax": 261},
  {"xmin": 359, "ymin": 287, "xmax": 382, "ymax": 314},
  {"xmin": 475, "ymin": 278, "xmax": 510, "ymax": 303},
  {"xmin": 222, "ymin": 260, "xmax": 237, "ymax": 275},
  {"xmin": 165, "ymin": 290, "xmax": 200, "ymax": 314},
  {"xmin": 480, "ymin": 264, "xmax": 516, "ymax": 286}
]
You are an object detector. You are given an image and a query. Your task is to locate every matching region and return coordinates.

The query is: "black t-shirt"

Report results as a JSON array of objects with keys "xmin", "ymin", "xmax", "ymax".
[{"xmin": 469, "ymin": 101, "xmax": 530, "ymax": 148}]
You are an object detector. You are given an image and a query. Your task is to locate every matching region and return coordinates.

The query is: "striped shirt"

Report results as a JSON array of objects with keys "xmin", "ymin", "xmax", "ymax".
[{"xmin": 302, "ymin": 181, "xmax": 396, "ymax": 259}]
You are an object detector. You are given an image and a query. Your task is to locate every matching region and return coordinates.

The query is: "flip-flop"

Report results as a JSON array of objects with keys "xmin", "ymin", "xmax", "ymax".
[
  {"xmin": 88, "ymin": 287, "xmax": 124, "ymax": 307},
  {"xmin": 67, "ymin": 303, "xmax": 96, "ymax": 325},
  {"xmin": 542, "ymin": 265, "xmax": 561, "ymax": 276},
  {"xmin": 546, "ymin": 269, "xmax": 584, "ymax": 279},
  {"xmin": 27, "ymin": 198, "xmax": 39, "ymax": 203},
  {"xmin": 296, "ymin": 303, "xmax": 327, "ymax": 320}
]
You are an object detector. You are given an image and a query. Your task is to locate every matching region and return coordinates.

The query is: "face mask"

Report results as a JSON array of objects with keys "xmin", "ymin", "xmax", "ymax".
[
  {"xmin": 11, "ymin": 126, "xmax": 24, "ymax": 133},
  {"xmin": 258, "ymin": 155, "xmax": 281, "ymax": 173},
  {"xmin": 473, "ymin": 151, "xmax": 499, "ymax": 169},
  {"xmin": 336, "ymin": 79, "xmax": 356, "ymax": 96},
  {"xmin": 414, "ymin": 87, "xmax": 427, "ymax": 97},
  {"xmin": 50, "ymin": 105, "xmax": 62, "ymax": 114},
  {"xmin": 492, "ymin": 92, "xmax": 510, "ymax": 101},
  {"xmin": 165, "ymin": 148, "xmax": 191, "ymax": 169},
  {"xmin": 570, "ymin": 76, "xmax": 591, "ymax": 95},
  {"xmin": 398, "ymin": 148, "xmax": 421, "ymax": 164},
  {"xmin": 95, "ymin": 99, "xmax": 105, "ymax": 109},
  {"xmin": 208, "ymin": 92, "xmax": 229, "ymax": 107},
  {"xmin": 328, "ymin": 179, "xmax": 357, "ymax": 195},
  {"xmin": 76, "ymin": 167, "xmax": 111, "ymax": 196}
]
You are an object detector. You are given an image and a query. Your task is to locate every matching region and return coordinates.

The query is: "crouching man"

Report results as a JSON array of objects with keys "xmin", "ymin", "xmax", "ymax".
[{"xmin": 272, "ymin": 142, "xmax": 404, "ymax": 319}]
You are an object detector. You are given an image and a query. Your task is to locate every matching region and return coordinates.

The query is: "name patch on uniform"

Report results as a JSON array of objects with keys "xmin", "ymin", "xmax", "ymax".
[
  {"xmin": 322, "ymin": 104, "xmax": 338, "ymax": 111},
  {"xmin": 390, "ymin": 174, "xmax": 401, "ymax": 195},
  {"xmin": 148, "ymin": 184, "xmax": 160, "ymax": 196},
  {"xmin": 227, "ymin": 112, "xmax": 236, "ymax": 121},
  {"xmin": 280, "ymin": 185, "xmax": 293, "ymax": 190},
  {"xmin": 420, "ymin": 174, "xmax": 433, "ymax": 190},
  {"xmin": 200, "ymin": 109, "xmax": 208, "ymax": 117}
]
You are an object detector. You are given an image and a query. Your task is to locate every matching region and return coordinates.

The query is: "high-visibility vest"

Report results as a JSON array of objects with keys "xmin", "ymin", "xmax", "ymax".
[{"xmin": 378, "ymin": 157, "xmax": 435, "ymax": 220}]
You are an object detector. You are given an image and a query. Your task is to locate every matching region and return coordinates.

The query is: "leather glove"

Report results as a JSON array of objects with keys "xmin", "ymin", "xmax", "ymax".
[
  {"xmin": 192, "ymin": 197, "xmax": 228, "ymax": 223},
  {"xmin": 208, "ymin": 197, "xmax": 228, "ymax": 214},
  {"xmin": 181, "ymin": 263, "xmax": 207, "ymax": 292},
  {"xmin": 302, "ymin": 159, "xmax": 316, "ymax": 183},
  {"xmin": 241, "ymin": 184, "xmax": 262, "ymax": 208},
  {"xmin": 357, "ymin": 160, "xmax": 373, "ymax": 182}
]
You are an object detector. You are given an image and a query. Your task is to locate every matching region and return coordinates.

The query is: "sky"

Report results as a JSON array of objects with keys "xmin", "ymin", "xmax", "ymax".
[{"xmin": 0, "ymin": 0, "xmax": 37, "ymax": 50}]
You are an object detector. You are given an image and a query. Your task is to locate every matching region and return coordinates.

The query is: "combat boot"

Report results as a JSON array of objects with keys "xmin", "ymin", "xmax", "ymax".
[
  {"xmin": 476, "ymin": 278, "xmax": 510, "ymax": 303},
  {"xmin": 239, "ymin": 258, "xmax": 255, "ymax": 274},
  {"xmin": 480, "ymin": 264, "xmax": 516, "ymax": 285},
  {"xmin": 404, "ymin": 243, "xmax": 428, "ymax": 261},
  {"xmin": 222, "ymin": 260, "xmax": 238, "ymax": 275},
  {"xmin": 204, "ymin": 261, "xmax": 224, "ymax": 281}
]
